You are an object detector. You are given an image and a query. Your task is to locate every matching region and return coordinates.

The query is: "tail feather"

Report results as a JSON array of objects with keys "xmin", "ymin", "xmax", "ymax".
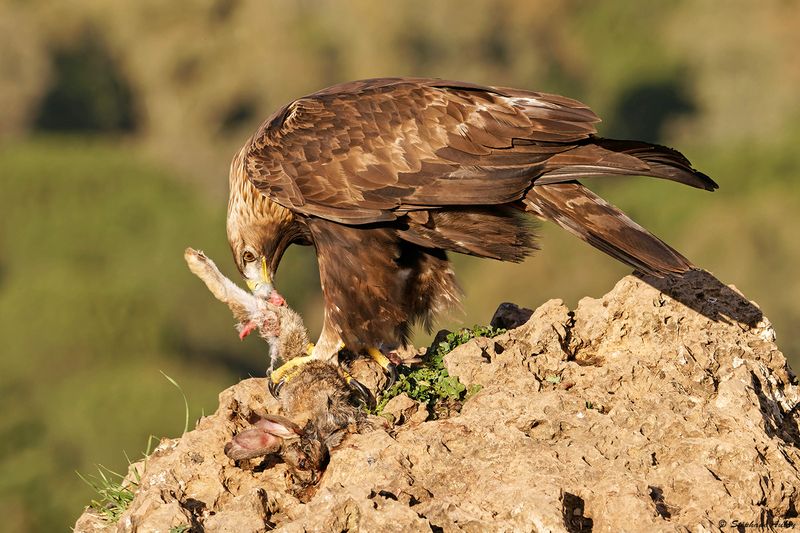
[
  {"xmin": 524, "ymin": 182, "xmax": 694, "ymax": 276},
  {"xmin": 536, "ymin": 138, "xmax": 718, "ymax": 192}
]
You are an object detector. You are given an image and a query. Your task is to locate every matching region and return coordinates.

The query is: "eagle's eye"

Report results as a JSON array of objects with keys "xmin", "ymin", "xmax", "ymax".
[{"xmin": 242, "ymin": 250, "xmax": 257, "ymax": 263}]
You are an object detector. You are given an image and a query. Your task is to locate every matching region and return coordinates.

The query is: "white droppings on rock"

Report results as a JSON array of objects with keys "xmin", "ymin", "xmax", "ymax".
[{"xmin": 148, "ymin": 471, "xmax": 168, "ymax": 487}]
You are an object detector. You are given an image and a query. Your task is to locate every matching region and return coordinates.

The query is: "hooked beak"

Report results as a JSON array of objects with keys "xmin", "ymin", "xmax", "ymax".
[
  {"xmin": 244, "ymin": 256, "xmax": 286, "ymax": 306},
  {"xmin": 245, "ymin": 256, "xmax": 273, "ymax": 297}
]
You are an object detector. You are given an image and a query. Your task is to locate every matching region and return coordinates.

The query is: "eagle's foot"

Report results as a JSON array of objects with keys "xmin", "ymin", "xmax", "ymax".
[
  {"xmin": 339, "ymin": 370, "xmax": 375, "ymax": 410},
  {"xmin": 367, "ymin": 347, "xmax": 398, "ymax": 390},
  {"xmin": 267, "ymin": 353, "xmax": 375, "ymax": 408},
  {"xmin": 268, "ymin": 354, "xmax": 316, "ymax": 398}
]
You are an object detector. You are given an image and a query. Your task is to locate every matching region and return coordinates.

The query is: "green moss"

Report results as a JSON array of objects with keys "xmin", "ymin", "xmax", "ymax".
[{"xmin": 374, "ymin": 325, "xmax": 505, "ymax": 417}]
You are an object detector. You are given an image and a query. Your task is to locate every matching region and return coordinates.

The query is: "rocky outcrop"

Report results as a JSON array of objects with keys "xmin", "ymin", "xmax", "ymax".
[{"xmin": 75, "ymin": 272, "xmax": 800, "ymax": 532}]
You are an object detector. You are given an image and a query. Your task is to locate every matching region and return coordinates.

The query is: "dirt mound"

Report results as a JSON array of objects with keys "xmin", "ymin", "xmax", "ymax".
[{"xmin": 75, "ymin": 272, "xmax": 800, "ymax": 532}]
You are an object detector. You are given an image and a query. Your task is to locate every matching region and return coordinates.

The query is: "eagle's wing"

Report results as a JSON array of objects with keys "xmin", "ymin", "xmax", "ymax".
[{"xmin": 243, "ymin": 78, "xmax": 601, "ymax": 224}]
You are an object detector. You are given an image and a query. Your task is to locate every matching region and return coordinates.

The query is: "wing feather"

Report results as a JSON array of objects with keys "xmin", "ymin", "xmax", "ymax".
[
  {"xmin": 242, "ymin": 78, "xmax": 713, "ymax": 224},
  {"xmin": 244, "ymin": 78, "xmax": 599, "ymax": 224}
]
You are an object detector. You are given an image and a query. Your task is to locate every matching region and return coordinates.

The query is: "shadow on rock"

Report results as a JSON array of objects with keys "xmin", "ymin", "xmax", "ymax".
[
  {"xmin": 638, "ymin": 269, "xmax": 763, "ymax": 327},
  {"xmin": 750, "ymin": 370, "xmax": 800, "ymax": 448}
]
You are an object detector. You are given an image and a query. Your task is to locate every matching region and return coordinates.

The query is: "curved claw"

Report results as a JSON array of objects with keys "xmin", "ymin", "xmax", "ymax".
[
  {"xmin": 268, "ymin": 376, "xmax": 285, "ymax": 399},
  {"xmin": 384, "ymin": 363, "xmax": 398, "ymax": 390},
  {"xmin": 366, "ymin": 347, "xmax": 399, "ymax": 390},
  {"xmin": 347, "ymin": 377, "xmax": 376, "ymax": 410}
]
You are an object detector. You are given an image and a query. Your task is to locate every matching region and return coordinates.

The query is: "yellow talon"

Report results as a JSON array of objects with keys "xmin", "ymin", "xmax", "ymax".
[
  {"xmin": 337, "ymin": 367, "xmax": 356, "ymax": 385},
  {"xmin": 367, "ymin": 347, "xmax": 392, "ymax": 370},
  {"xmin": 366, "ymin": 347, "xmax": 398, "ymax": 389},
  {"xmin": 270, "ymin": 354, "xmax": 316, "ymax": 384}
]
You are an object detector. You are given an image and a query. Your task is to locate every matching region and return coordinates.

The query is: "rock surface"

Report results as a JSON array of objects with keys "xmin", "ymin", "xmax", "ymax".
[{"xmin": 75, "ymin": 273, "xmax": 800, "ymax": 532}]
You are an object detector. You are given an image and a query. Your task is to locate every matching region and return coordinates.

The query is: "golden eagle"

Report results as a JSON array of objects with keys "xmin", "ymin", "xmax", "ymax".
[{"xmin": 226, "ymin": 78, "xmax": 716, "ymax": 379}]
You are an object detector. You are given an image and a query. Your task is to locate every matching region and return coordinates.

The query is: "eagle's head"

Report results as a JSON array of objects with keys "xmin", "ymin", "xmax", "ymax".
[{"xmin": 226, "ymin": 144, "xmax": 299, "ymax": 302}]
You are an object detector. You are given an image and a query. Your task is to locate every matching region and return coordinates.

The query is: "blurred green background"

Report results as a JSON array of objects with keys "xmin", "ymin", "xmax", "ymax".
[{"xmin": 1, "ymin": 1, "xmax": 798, "ymax": 530}]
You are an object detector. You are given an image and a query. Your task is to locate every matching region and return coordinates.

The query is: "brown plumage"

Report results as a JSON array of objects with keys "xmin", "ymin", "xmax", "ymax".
[{"xmin": 227, "ymin": 78, "xmax": 717, "ymax": 362}]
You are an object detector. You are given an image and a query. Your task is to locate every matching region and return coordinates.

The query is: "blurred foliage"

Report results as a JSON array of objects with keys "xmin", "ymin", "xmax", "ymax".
[
  {"xmin": 35, "ymin": 32, "xmax": 137, "ymax": 133},
  {"xmin": 0, "ymin": 139, "xmax": 232, "ymax": 530},
  {"xmin": 0, "ymin": 2, "xmax": 50, "ymax": 138},
  {"xmin": 0, "ymin": 1, "xmax": 798, "ymax": 530}
]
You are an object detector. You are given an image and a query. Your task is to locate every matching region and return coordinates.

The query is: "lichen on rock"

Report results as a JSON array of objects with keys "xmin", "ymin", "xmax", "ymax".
[{"xmin": 75, "ymin": 273, "xmax": 800, "ymax": 532}]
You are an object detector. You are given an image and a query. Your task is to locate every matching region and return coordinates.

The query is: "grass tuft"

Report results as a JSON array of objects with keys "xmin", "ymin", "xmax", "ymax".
[{"xmin": 76, "ymin": 465, "xmax": 138, "ymax": 523}]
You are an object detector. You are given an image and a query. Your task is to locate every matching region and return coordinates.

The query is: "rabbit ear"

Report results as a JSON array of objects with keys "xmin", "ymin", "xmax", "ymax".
[
  {"xmin": 254, "ymin": 414, "xmax": 303, "ymax": 438},
  {"xmin": 224, "ymin": 414, "xmax": 303, "ymax": 460},
  {"xmin": 224, "ymin": 427, "xmax": 283, "ymax": 460}
]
